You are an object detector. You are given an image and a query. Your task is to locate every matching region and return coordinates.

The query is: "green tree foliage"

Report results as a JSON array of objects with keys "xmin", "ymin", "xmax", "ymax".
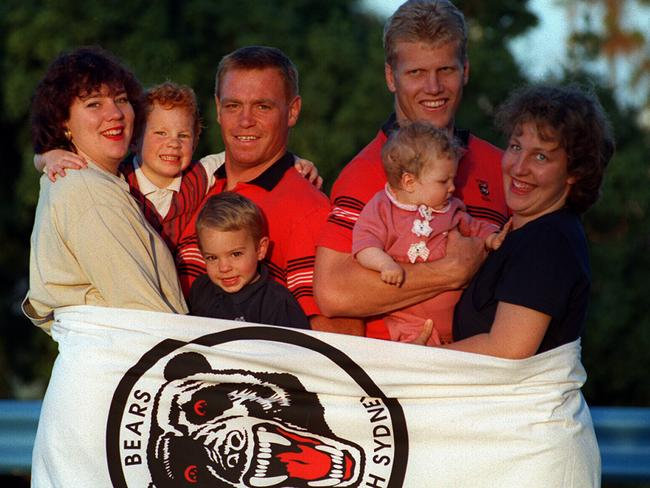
[
  {"xmin": 454, "ymin": 0, "xmax": 537, "ymax": 144},
  {"xmin": 564, "ymin": 0, "xmax": 650, "ymax": 95},
  {"xmin": 553, "ymin": 0, "xmax": 650, "ymax": 405},
  {"xmin": 578, "ymin": 78, "xmax": 650, "ymax": 405}
]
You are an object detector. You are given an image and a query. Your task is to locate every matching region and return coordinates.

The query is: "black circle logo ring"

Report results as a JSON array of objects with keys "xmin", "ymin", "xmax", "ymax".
[{"xmin": 106, "ymin": 326, "xmax": 408, "ymax": 487}]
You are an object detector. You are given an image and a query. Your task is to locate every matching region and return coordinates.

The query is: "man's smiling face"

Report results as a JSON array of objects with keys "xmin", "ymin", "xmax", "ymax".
[
  {"xmin": 216, "ymin": 68, "xmax": 301, "ymax": 171},
  {"xmin": 385, "ymin": 40, "xmax": 469, "ymax": 133}
]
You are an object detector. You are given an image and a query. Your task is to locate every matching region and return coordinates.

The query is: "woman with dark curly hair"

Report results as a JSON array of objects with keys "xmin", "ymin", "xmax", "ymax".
[
  {"xmin": 440, "ymin": 84, "xmax": 614, "ymax": 358},
  {"xmin": 24, "ymin": 46, "xmax": 187, "ymax": 332}
]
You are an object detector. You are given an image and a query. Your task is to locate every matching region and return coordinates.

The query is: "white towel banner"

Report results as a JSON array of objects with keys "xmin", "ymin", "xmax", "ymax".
[{"xmin": 31, "ymin": 306, "xmax": 599, "ymax": 487}]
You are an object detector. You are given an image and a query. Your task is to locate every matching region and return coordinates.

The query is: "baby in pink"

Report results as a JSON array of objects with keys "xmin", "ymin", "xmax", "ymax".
[{"xmin": 352, "ymin": 122, "xmax": 508, "ymax": 345}]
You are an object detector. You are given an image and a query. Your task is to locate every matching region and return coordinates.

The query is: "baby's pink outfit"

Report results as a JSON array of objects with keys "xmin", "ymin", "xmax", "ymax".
[{"xmin": 353, "ymin": 185, "xmax": 498, "ymax": 345}]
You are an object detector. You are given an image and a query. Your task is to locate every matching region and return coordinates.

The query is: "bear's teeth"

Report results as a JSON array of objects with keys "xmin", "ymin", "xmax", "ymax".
[
  {"xmin": 315, "ymin": 444, "xmax": 343, "ymax": 458},
  {"xmin": 249, "ymin": 475, "xmax": 288, "ymax": 487},
  {"xmin": 308, "ymin": 478, "xmax": 339, "ymax": 487},
  {"xmin": 259, "ymin": 430, "xmax": 291, "ymax": 446}
]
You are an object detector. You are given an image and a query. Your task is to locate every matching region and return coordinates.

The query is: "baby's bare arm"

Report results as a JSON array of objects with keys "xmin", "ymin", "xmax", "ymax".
[{"xmin": 356, "ymin": 247, "xmax": 404, "ymax": 286}]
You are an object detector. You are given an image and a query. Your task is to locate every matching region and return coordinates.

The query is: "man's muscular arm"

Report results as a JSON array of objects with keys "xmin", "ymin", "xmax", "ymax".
[
  {"xmin": 310, "ymin": 315, "xmax": 364, "ymax": 336},
  {"xmin": 314, "ymin": 229, "xmax": 486, "ymax": 317}
]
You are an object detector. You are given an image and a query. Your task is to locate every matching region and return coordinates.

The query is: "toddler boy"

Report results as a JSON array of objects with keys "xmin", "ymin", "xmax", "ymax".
[{"xmin": 190, "ymin": 192, "xmax": 310, "ymax": 329}]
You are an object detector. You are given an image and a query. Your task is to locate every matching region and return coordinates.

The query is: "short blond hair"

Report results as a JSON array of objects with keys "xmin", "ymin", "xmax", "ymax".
[
  {"xmin": 215, "ymin": 46, "xmax": 298, "ymax": 101},
  {"xmin": 384, "ymin": 0, "xmax": 467, "ymax": 67},
  {"xmin": 196, "ymin": 192, "xmax": 266, "ymax": 245},
  {"xmin": 382, "ymin": 121, "xmax": 462, "ymax": 188}
]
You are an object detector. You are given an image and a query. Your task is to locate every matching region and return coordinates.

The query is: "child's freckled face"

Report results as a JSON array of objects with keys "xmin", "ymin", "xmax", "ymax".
[
  {"xmin": 199, "ymin": 227, "xmax": 267, "ymax": 293},
  {"xmin": 139, "ymin": 103, "xmax": 195, "ymax": 188}
]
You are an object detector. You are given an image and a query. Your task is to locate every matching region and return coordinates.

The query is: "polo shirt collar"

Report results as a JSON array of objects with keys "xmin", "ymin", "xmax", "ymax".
[
  {"xmin": 381, "ymin": 113, "xmax": 470, "ymax": 148},
  {"xmin": 215, "ymin": 152, "xmax": 294, "ymax": 192},
  {"xmin": 132, "ymin": 155, "xmax": 182, "ymax": 195},
  {"xmin": 381, "ymin": 113, "xmax": 400, "ymax": 137}
]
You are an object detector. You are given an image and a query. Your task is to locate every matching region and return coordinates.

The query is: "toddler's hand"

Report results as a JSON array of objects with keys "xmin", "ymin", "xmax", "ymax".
[
  {"xmin": 37, "ymin": 149, "xmax": 87, "ymax": 182},
  {"xmin": 486, "ymin": 218, "xmax": 513, "ymax": 251},
  {"xmin": 294, "ymin": 157, "xmax": 323, "ymax": 190}
]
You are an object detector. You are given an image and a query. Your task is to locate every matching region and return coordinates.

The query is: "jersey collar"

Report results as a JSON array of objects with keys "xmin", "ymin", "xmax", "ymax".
[{"xmin": 215, "ymin": 152, "xmax": 294, "ymax": 192}]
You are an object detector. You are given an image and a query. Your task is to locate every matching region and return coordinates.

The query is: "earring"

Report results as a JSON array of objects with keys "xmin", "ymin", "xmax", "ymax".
[{"xmin": 64, "ymin": 128, "xmax": 72, "ymax": 141}]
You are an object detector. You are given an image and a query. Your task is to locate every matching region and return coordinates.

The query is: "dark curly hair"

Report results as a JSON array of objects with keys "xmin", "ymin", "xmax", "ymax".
[
  {"xmin": 31, "ymin": 46, "xmax": 143, "ymax": 154},
  {"xmin": 495, "ymin": 84, "xmax": 615, "ymax": 214}
]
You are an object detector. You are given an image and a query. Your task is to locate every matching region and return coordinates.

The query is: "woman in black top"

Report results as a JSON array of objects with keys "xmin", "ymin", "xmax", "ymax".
[{"xmin": 444, "ymin": 85, "xmax": 614, "ymax": 358}]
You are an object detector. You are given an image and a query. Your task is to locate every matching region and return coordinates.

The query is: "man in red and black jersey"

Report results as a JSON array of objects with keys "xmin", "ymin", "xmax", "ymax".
[
  {"xmin": 176, "ymin": 46, "xmax": 357, "ymax": 333},
  {"xmin": 315, "ymin": 0, "xmax": 510, "ymax": 339}
]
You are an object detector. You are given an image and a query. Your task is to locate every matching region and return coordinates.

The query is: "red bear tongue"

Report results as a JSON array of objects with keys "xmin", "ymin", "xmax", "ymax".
[{"xmin": 277, "ymin": 444, "xmax": 332, "ymax": 480}]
